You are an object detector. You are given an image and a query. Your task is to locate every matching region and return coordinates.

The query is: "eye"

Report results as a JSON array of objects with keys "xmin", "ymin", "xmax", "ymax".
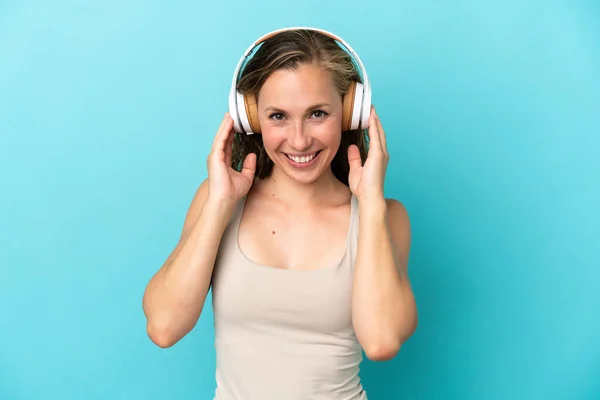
[
  {"xmin": 269, "ymin": 112, "xmax": 285, "ymax": 121},
  {"xmin": 311, "ymin": 110, "xmax": 329, "ymax": 119}
]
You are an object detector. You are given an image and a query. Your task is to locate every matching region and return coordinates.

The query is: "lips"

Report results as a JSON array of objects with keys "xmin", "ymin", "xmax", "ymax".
[
  {"xmin": 285, "ymin": 153, "xmax": 315, "ymax": 164},
  {"xmin": 284, "ymin": 150, "xmax": 322, "ymax": 166}
]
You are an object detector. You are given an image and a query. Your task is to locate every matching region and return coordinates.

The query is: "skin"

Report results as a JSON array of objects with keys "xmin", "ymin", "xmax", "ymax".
[{"xmin": 142, "ymin": 62, "xmax": 418, "ymax": 361}]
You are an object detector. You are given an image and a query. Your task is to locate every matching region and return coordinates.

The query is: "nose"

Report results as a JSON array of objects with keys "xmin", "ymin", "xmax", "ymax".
[{"xmin": 287, "ymin": 120, "xmax": 312, "ymax": 150}]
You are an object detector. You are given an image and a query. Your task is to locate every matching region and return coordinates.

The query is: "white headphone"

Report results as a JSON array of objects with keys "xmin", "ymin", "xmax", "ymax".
[{"xmin": 228, "ymin": 27, "xmax": 372, "ymax": 135}]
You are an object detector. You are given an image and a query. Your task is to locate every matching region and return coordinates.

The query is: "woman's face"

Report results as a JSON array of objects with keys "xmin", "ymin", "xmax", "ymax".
[{"xmin": 257, "ymin": 63, "xmax": 343, "ymax": 185}]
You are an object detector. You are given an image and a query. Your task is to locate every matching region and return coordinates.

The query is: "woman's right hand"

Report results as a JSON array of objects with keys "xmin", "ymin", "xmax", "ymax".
[{"xmin": 206, "ymin": 112, "xmax": 257, "ymax": 208}]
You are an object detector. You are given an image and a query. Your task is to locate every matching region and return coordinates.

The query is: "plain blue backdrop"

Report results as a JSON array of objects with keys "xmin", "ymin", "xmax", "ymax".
[{"xmin": 1, "ymin": 0, "xmax": 599, "ymax": 399}]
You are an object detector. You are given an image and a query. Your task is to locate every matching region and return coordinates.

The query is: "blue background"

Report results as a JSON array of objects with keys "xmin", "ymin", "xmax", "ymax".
[{"xmin": 1, "ymin": 0, "xmax": 599, "ymax": 399}]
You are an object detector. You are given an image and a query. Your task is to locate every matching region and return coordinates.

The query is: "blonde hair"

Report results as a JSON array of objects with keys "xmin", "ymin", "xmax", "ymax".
[{"xmin": 232, "ymin": 29, "xmax": 369, "ymax": 186}]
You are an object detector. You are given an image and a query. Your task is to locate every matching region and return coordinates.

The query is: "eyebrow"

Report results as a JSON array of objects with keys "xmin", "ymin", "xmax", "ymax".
[{"xmin": 264, "ymin": 103, "xmax": 332, "ymax": 113}]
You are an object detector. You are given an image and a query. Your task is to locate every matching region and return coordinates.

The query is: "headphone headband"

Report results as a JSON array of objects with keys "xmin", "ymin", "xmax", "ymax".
[{"xmin": 229, "ymin": 27, "xmax": 371, "ymax": 134}]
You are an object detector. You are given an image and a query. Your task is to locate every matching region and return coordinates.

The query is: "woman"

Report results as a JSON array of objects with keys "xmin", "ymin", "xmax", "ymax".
[{"xmin": 142, "ymin": 27, "xmax": 418, "ymax": 399}]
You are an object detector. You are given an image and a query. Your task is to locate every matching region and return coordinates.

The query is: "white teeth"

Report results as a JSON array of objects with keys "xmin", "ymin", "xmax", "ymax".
[{"xmin": 287, "ymin": 153, "xmax": 316, "ymax": 164}]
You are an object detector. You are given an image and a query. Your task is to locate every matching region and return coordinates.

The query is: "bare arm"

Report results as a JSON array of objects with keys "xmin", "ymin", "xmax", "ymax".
[
  {"xmin": 142, "ymin": 180, "xmax": 235, "ymax": 348},
  {"xmin": 142, "ymin": 113, "xmax": 256, "ymax": 348},
  {"xmin": 351, "ymin": 197, "xmax": 417, "ymax": 361}
]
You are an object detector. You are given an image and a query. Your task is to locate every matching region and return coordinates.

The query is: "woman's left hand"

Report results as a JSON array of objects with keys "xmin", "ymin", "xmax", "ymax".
[{"xmin": 348, "ymin": 106, "xmax": 389, "ymax": 203}]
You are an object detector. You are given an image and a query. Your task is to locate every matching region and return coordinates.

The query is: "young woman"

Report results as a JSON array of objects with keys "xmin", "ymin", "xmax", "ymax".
[{"xmin": 142, "ymin": 27, "xmax": 418, "ymax": 400}]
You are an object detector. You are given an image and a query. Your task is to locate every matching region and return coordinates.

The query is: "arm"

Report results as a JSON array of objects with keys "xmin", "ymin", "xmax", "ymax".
[
  {"xmin": 351, "ymin": 197, "xmax": 417, "ymax": 361},
  {"xmin": 142, "ymin": 179, "xmax": 235, "ymax": 348},
  {"xmin": 142, "ymin": 112, "xmax": 256, "ymax": 348}
]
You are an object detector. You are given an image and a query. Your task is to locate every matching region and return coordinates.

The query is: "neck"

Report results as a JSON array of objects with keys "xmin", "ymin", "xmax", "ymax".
[{"xmin": 254, "ymin": 166, "xmax": 348, "ymax": 208}]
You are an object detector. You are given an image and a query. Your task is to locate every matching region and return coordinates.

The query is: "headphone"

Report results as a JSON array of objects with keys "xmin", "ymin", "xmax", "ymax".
[{"xmin": 228, "ymin": 27, "xmax": 372, "ymax": 135}]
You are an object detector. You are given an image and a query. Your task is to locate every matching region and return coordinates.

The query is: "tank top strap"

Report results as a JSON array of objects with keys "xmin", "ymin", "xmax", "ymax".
[
  {"xmin": 218, "ymin": 195, "xmax": 246, "ymax": 248},
  {"xmin": 346, "ymin": 194, "xmax": 360, "ymax": 265},
  {"xmin": 232, "ymin": 195, "xmax": 247, "ymax": 228}
]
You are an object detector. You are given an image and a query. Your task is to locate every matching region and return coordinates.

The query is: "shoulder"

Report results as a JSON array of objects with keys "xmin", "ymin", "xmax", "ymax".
[
  {"xmin": 385, "ymin": 198, "xmax": 411, "ymax": 269},
  {"xmin": 385, "ymin": 198, "xmax": 409, "ymax": 223},
  {"xmin": 385, "ymin": 198, "xmax": 410, "ymax": 232}
]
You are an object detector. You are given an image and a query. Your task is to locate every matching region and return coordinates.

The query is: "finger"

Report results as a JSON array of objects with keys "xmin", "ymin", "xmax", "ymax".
[
  {"xmin": 211, "ymin": 113, "xmax": 228, "ymax": 148},
  {"xmin": 240, "ymin": 152, "xmax": 257, "ymax": 181},
  {"xmin": 373, "ymin": 107, "xmax": 387, "ymax": 154},
  {"xmin": 212, "ymin": 114, "xmax": 234, "ymax": 155},
  {"xmin": 367, "ymin": 107, "xmax": 383, "ymax": 154},
  {"xmin": 211, "ymin": 113, "xmax": 232, "ymax": 151},
  {"xmin": 347, "ymin": 144, "xmax": 362, "ymax": 171}
]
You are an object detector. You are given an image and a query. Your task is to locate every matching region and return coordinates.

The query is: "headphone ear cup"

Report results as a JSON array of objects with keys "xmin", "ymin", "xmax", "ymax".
[
  {"xmin": 230, "ymin": 90, "xmax": 243, "ymax": 133},
  {"xmin": 342, "ymin": 81, "xmax": 357, "ymax": 132},
  {"xmin": 342, "ymin": 81, "xmax": 365, "ymax": 131},
  {"xmin": 235, "ymin": 90, "xmax": 250, "ymax": 133},
  {"xmin": 244, "ymin": 92, "xmax": 261, "ymax": 133},
  {"xmin": 350, "ymin": 82, "xmax": 364, "ymax": 130}
]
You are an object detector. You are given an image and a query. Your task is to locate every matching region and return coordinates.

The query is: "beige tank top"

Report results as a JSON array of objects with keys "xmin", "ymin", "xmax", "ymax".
[{"xmin": 210, "ymin": 194, "xmax": 367, "ymax": 400}]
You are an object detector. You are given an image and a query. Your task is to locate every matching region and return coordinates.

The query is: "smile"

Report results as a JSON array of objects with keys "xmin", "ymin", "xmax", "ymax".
[{"xmin": 285, "ymin": 150, "xmax": 321, "ymax": 164}]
